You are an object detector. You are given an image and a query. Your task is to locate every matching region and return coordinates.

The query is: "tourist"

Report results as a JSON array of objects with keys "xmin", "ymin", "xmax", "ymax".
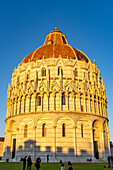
[
  {"xmin": 109, "ymin": 162, "xmax": 113, "ymax": 168},
  {"xmin": 23, "ymin": 156, "xmax": 27, "ymax": 170},
  {"xmin": 27, "ymin": 156, "xmax": 32, "ymax": 170},
  {"xmin": 47, "ymin": 154, "xmax": 49, "ymax": 163},
  {"xmin": 60, "ymin": 163, "xmax": 66, "ymax": 170},
  {"xmin": 108, "ymin": 156, "xmax": 111, "ymax": 164},
  {"xmin": 68, "ymin": 163, "xmax": 73, "ymax": 170},
  {"xmin": 35, "ymin": 157, "xmax": 41, "ymax": 170}
]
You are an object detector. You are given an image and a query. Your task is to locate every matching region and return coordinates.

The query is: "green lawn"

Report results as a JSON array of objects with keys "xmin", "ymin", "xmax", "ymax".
[{"xmin": 0, "ymin": 162, "xmax": 108, "ymax": 170}]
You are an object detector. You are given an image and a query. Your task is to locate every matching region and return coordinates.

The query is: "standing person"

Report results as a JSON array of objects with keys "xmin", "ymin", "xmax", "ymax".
[
  {"xmin": 47, "ymin": 155, "xmax": 49, "ymax": 163},
  {"xmin": 68, "ymin": 163, "xmax": 73, "ymax": 170},
  {"xmin": 23, "ymin": 156, "xmax": 27, "ymax": 170},
  {"xmin": 27, "ymin": 156, "xmax": 32, "ymax": 170},
  {"xmin": 108, "ymin": 155, "xmax": 110, "ymax": 164},
  {"xmin": 60, "ymin": 163, "xmax": 66, "ymax": 170},
  {"xmin": 35, "ymin": 157, "xmax": 41, "ymax": 170}
]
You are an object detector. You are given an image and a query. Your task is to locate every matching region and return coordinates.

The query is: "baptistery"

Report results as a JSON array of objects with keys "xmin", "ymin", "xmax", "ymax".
[{"xmin": 3, "ymin": 27, "xmax": 110, "ymax": 162}]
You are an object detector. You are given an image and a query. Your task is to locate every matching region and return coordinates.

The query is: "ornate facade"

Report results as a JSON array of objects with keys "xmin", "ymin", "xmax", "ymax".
[{"xmin": 3, "ymin": 27, "xmax": 110, "ymax": 162}]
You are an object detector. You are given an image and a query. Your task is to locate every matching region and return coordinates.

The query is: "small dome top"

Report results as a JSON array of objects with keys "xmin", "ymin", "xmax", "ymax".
[
  {"xmin": 44, "ymin": 26, "xmax": 68, "ymax": 45},
  {"xmin": 21, "ymin": 27, "xmax": 90, "ymax": 64}
]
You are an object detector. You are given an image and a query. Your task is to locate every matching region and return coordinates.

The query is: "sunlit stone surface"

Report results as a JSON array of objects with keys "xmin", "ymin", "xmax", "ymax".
[{"xmin": 3, "ymin": 27, "xmax": 110, "ymax": 162}]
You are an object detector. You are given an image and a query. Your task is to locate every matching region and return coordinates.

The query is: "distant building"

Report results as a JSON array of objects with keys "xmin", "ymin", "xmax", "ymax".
[
  {"xmin": 0, "ymin": 137, "xmax": 4, "ymax": 159},
  {"xmin": 3, "ymin": 27, "xmax": 110, "ymax": 162}
]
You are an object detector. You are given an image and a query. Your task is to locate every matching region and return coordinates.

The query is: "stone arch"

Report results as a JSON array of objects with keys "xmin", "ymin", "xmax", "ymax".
[
  {"xmin": 35, "ymin": 115, "xmax": 53, "ymax": 127},
  {"xmin": 18, "ymin": 117, "xmax": 34, "ymax": 146},
  {"xmin": 92, "ymin": 119, "xmax": 103, "ymax": 159},
  {"xmin": 103, "ymin": 120, "xmax": 109, "ymax": 157},
  {"xmin": 58, "ymin": 66, "xmax": 63, "ymax": 76},
  {"xmin": 8, "ymin": 120, "xmax": 17, "ymax": 132},
  {"xmin": 35, "ymin": 116, "xmax": 54, "ymax": 153},
  {"xmin": 92, "ymin": 119, "xmax": 102, "ymax": 129},
  {"xmin": 55, "ymin": 115, "xmax": 75, "ymax": 156},
  {"xmin": 35, "ymin": 93, "xmax": 41, "ymax": 111},
  {"xmin": 41, "ymin": 67, "xmax": 46, "ymax": 76},
  {"xmin": 76, "ymin": 116, "xmax": 92, "ymax": 127},
  {"xmin": 55, "ymin": 115, "xmax": 75, "ymax": 126},
  {"xmin": 76, "ymin": 116, "xmax": 92, "ymax": 157}
]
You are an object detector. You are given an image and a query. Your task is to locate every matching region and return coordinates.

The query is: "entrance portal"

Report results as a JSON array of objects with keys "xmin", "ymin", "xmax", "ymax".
[
  {"xmin": 94, "ymin": 141, "xmax": 99, "ymax": 159},
  {"xmin": 12, "ymin": 138, "xmax": 16, "ymax": 159}
]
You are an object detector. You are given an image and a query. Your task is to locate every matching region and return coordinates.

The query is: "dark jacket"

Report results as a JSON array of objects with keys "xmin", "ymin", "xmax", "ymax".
[
  {"xmin": 36, "ymin": 158, "xmax": 41, "ymax": 168},
  {"xmin": 27, "ymin": 157, "xmax": 32, "ymax": 166},
  {"xmin": 23, "ymin": 157, "xmax": 26, "ymax": 167}
]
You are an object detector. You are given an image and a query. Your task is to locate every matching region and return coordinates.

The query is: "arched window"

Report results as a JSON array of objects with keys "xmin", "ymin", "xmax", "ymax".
[
  {"xmin": 62, "ymin": 123, "xmax": 66, "ymax": 137},
  {"xmin": 96, "ymin": 73, "xmax": 98, "ymax": 83},
  {"xmin": 62, "ymin": 36, "xmax": 67, "ymax": 44},
  {"xmin": 17, "ymin": 76, "xmax": 19, "ymax": 83},
  {"xmin": 42, "ymin": 123, "xmax": 46, "ymax": 137},
  {"xmin": 90, "ymin": 99, "xmax": 92, "ymax": 112},
  {"xmin": 58, "ymin": 66, "xmax": 63, "ymax": 76},
  {"xmin": 62, "ymin": 92, "xmax": 66, "ymax": 105},
  {"xmin": 36, "ymin": 94, "xmax": 41, "ymax": 106},
  {"xmin": 41, "ymin": 67, "xmax": 46, "ymax": 76},
  {"xmin": 29, "ymin": 97, "xmax": 31, "ymax": 112},
  {"xmin": 94, "ymin": 100, "xmax": 96, "ymax": 113},
  {"xmin": 88, "ymin": 72, "xmax": 90, "ymax": 80},
  {"xmin": 81, "ymin": 124, "xmax": 84, "ymax": 137},
  {"xmin": 36, "ymin": 71, "xmax": 38, "ymax": 80},
  {"xmin": 24, "ymin": 124, "xmax": 28, "ymax": 138},
  {"xmin": 75, "ymin": 68, "xmax": 78, "ymax": 77},
  {"xmin": 98, "ymin": 102, "xmax": 100, "ymax": 114}
]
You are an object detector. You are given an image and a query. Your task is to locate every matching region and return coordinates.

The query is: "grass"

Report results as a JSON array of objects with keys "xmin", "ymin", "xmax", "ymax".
[{"xmin": 0, "ymin": 162, "xmax": 108, "ymax": 170}]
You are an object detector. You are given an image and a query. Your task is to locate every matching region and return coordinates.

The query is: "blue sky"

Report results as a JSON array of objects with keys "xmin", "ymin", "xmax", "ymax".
[{"xmin": 0, "ymin": 0, "xmax": 113, "ymax": 141}]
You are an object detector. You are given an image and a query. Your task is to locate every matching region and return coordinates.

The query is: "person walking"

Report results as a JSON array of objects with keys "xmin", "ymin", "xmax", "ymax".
[
  {"xmin": 23, "ymin": 156, "xmax": 27, "ymax": 170},
  {"xmin": 35, "ymin": 157, "xmax": 41, "ymax": 170},
  {"xmin": 47, "ymin": 155, "xmax": 49, "ymax": 163},
  {"xmin": 27, "ymin": 156, "xmax": 32, "ymax": 170}
]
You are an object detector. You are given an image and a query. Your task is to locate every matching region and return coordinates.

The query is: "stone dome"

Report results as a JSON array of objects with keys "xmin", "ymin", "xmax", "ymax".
[{"xmin": 21, "ymin": 27, "xmax": 89, "ymax": 64}]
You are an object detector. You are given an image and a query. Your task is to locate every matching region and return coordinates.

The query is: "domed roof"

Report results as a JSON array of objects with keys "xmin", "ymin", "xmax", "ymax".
[{"xmin": 21, "ymin": 27, "xmax": 89, "ymax": 64}]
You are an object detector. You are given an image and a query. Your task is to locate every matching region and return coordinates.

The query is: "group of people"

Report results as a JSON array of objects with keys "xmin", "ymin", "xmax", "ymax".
[
  {"xmin": 104, "ymin": 156, "xmax": 113, "ymax": 168},
  {"xmin": 107, "ymin": 156, "xmax": 113, "ymax": 168},
  {"xmin": 22, "ymin": 156, "xmax": 41, "ymax": 170},
  {"xmin": 60, "ymin": 162, "xmax": 73, "ymax": 170},
  {"xmin": 22, "ymin": 155, "xmax": 73, "ymax": 170}
]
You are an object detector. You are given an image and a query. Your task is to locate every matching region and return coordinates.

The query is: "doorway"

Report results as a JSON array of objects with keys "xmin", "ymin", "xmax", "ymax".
[
  {"xmin": 12, "ymin": 138, "xmax": 16, "ymax": 159},
  {"xmin": 94, "ymin": 141, "xmax": 99, "ymax": 159}
]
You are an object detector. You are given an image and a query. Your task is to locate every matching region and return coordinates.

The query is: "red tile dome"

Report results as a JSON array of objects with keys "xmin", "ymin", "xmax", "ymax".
[{"xmin": 21, "ymin": 27, "xmax": 89, "ymax": 64}]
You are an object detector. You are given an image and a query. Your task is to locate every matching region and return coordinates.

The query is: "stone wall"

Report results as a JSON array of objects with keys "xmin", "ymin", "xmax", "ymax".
[{"xmin": 0, "ymin": 137, "xmax": 4, "ymax": 158}]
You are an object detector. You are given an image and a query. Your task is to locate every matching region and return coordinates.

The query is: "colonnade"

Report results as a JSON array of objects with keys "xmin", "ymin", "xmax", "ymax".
[{"xmin": 7, "ymin": 91, "xmax": 107, "ymax": 118}]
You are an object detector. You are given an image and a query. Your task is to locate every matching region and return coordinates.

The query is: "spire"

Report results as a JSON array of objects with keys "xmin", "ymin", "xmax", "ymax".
[{"xmin": 55, "ymin": 25, "xmax": 57, "ymax": 30}]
